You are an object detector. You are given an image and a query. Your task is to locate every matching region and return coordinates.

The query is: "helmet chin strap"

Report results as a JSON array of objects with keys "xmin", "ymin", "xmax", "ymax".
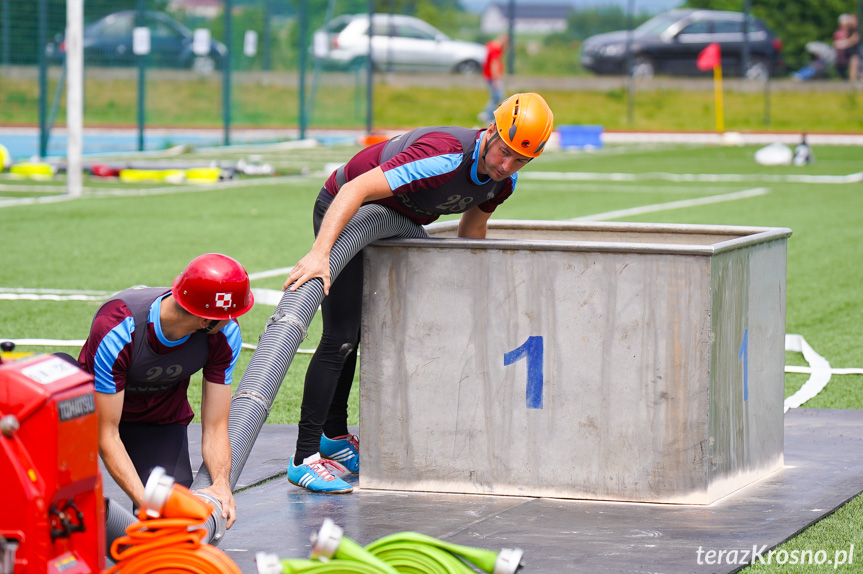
[
  {"xmin": 482, "ymin": 129, "xmax": 499, "ymax": 163},
  {"xmin": 201, "ymin": 319, "xmax": 220, "ymax": 333}
]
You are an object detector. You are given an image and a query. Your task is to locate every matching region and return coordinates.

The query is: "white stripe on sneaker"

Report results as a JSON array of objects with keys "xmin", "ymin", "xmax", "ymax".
[{"xmin": 329, "ymin": 448, "xmax": 355, "ymax": 461}]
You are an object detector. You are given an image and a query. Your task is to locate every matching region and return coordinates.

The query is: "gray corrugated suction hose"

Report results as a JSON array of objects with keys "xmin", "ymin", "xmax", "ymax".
[
  {"xmin": 190, "ymin": 204, "xmax": 428, "ymax": 543},
  {"xmin": 104, "ymin": 497, "xmax": 137, "ymax": 556}
]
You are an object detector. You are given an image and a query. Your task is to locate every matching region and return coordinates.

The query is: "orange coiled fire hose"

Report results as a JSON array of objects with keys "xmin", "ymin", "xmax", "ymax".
[{"xmin": 105, "ymin": 515, "xmax": 241, "ymax": 573}]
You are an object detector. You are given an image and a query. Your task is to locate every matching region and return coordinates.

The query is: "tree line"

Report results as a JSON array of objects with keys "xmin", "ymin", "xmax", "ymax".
[{"xmin": 1, "ymin": 0, "xmax": 855, "ymax": 73}]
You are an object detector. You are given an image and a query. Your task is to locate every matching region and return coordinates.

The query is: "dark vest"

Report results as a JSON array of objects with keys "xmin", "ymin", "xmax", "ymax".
[
  {"xmin": 105, "ymin": 287, "xmax": 210, "ymax": 394},
  {"xmin": 380, "ymin": 126, "xmax": 508, "ymax": 218}
]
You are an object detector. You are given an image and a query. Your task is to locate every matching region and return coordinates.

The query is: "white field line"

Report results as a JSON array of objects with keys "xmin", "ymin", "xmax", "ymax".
[
  {"xmin": 0, "ymin": 293, "xmax": 108, "ymax": 301},
  {"xmin": 3, "ymin": 333, "xmax": 856, "ymax": 387},
  {"xmin": 0, "ymin": 287, "xmax": 119, "ymax": 302},
  {"xmin": 6, "ymin": 338, "xmax": 88, "ymax": 347},
  {"xmin": 583, "ymin": 142, "xmax": 700, "ymax": 154},
  {"xmin": 0, "ymin": 286, "xmax": 284, "ymax": 305},
  {"xmin": 570, "ymin": 187, "xmax": 770, "ymax": 222},
  {"xmin": 249, "ymin": 267, "xmax": 294, "ymax": 281},
  {"xmin": 0, "ymin": 194, "xmax": 80, "ymax": 208},
  {"xmin": 0, "ymin": 287, "xmax": 115, "ymax": 295},
  {"xmin": 785, "ymin": 334, "xmax": 834, "ymax": 412},
  {"xmin": 546, "ymin": 143, "xmax": 701, "ymax": 159},
  {"xmin": 517, "ymin": 182, "xmax": 740, "ymax": 194},
  {"xmin": 0, "ymin": 174, "xmax": 324, "ymax": 208},
  {"xmin": 1, "ymin": 186, "xmax": 766, "ymax": 305},
  {"xmin": 786, "ymin": 366, "xmax": 863, "ymax": 375},
  {"xmin": 523, "ymin": 171, "xmax": 863, "ymax": 184},
  {"xmin": 0, "ymin": 337, "xmax": 314, "ymax": 354},
  {"xmin": 0, "ymin": 183, "xmax": 71, "ymax": 192},
  {"xmin": 2, "ymin": 294, "xmax": 856, "ymax": 395},
  {"xmin": 249, "ymin": 288, "xmax": 285, "ymax": 306}
]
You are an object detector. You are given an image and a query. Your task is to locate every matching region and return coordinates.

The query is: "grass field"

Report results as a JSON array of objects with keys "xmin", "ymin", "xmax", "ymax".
[
  {"xmin": 3, "ymin": 73, "xmax": 863, "ymax": 132},
  {"xmin": 1, "ymin": 139, "xmax": 861, "ymax": 572}
]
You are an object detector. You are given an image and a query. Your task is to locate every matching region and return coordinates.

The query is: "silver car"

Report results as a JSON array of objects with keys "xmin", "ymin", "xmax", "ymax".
[{"xmin": 313, "ymin": 14, "xmax": 487, "ymax": 74}]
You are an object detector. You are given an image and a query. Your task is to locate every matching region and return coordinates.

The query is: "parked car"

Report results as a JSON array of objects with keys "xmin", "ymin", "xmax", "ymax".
[
  {"xmin": 580, "ymin": 9, "xmax": 783, "ymax": 79},
  {"xmin": 313, "ymin": 14, "xmax": 487, "ymax": 74},
  {"xmin": 46, "ymin": 10, "xmax": 226, "ymax": 73}
]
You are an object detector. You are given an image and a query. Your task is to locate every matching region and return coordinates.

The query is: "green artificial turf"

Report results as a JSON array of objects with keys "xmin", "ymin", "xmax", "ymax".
[{"xmin": 2, "ymin": 141, "xmax": 861, "ymax": 572}]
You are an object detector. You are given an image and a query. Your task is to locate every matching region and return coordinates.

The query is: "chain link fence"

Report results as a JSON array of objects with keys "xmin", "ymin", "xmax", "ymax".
[
  {"xmin": 4, "ymin": 0, "xmax": 858, "ymax": 161},
  {"xmin": 1, "ymin": 0, "xmax": 387, "ymax": 157}
]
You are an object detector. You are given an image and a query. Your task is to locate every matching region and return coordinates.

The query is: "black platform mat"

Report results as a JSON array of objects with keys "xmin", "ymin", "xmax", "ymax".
[{"xmin": 103, "ymin": 410, "xmax": 863, "ymax": 573}]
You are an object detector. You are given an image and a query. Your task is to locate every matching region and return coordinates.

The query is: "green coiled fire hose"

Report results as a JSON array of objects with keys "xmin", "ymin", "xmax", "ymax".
[{"xmin": 256, "ymin": 518, "xmax": 524, "ymax": 574}]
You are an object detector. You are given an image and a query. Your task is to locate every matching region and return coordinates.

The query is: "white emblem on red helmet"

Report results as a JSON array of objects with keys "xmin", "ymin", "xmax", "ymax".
[{"xmin": 215, "ymin": 292, "xmax": 233, "ymax": 309}]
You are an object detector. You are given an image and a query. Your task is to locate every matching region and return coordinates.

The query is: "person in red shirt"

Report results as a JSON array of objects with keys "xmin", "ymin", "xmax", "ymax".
[{"xmin": 479, "ymin": 34, "xmax": 509, "ymax": 123}]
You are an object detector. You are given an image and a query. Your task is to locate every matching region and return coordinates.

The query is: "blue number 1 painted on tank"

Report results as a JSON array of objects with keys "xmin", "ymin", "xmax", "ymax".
[
  {"xmin": 504, "ymin": 336, "xmax": 544, "ymax": 409},
  {"xmin": 739, "ymin": 328, "xmax": 749, "ymax": 401}
]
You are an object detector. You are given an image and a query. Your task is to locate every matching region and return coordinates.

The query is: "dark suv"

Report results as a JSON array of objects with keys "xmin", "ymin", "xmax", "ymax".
[
  {"xmin": 580, "ymin": 9, "xmax": 783, "ymax": 79},
  {"xmin": 46, "ymin": 10, "xmax": 226, "ymax": 73}
]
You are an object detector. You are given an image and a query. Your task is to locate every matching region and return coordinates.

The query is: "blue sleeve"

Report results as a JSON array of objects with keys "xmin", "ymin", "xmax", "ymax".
[
  {"xmin": 221, "ymin": 320, "xmax": 243, "ymax": 386},
  {"xmin": 383, "ymin": 153, "xmax": 464, "ymax": 190},
  {"xmin": 93, "ymin": 316, "xmax": 135, "ymax": 393}
]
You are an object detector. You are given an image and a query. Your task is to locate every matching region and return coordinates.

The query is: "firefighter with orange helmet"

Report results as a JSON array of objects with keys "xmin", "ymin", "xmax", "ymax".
[
  {"xmin": 281, "ymin": 93, "xmax": 554, "ymax": 494},
  {"xmin": 78, "ymin": 253, "xmax": 254, "ymax": 529}
]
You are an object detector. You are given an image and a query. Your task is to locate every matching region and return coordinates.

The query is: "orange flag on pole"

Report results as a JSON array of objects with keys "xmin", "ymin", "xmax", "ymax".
[
  {"xmin": 697, "ymin": 42, "xmax": 721, "ymax": 70},
  {"xmin": 697, "ymin": 43, "xmax": 724, "ymax": 133}
]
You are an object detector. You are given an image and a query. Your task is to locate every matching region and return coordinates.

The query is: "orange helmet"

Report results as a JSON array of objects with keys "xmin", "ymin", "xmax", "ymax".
[
  {"xmin": 492, "ymin": 93, "xmax": 554, "ymax": 158},
  {"xmin": 172, "ymin": 253, "xmax": 254, "ymax": 320}
]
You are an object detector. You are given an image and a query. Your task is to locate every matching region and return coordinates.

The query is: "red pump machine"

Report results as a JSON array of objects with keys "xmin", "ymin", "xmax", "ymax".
[{"xmin": 0, "ymin": 350, "xmax": 105, "ymax": 574}]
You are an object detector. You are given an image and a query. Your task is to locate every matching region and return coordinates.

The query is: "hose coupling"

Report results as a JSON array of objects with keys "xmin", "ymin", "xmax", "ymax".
[
  {"xmin": 141, "ymin": 467, "xmax": 227, "ymax": 546},
  {"xmin": 193, "ymin": 490, "xmax": 227, "ymax": 546},
  {"xmin": 255, "ymin": 551, "xmax": 283, "ymax": 574},
  {"xmin": 494, "ymin": 548, "xmax": 524, "ymax": 574},
  {"xmin": 310, "ymin": 518, "xmax": 343, "ymax": 559},
  {"xmin": 140, "ymin": 466, "xmax": 174, "ymax": 519}
]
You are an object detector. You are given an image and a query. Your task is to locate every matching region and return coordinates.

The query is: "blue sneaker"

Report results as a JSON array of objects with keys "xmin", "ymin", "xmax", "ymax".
[
  {"xmin": 287, "ymin": 454, "xmax": 353, "ymax": 494},
  {"xmin": 320, "ymin": 434, "xmax": 359, "ymax": 473}
]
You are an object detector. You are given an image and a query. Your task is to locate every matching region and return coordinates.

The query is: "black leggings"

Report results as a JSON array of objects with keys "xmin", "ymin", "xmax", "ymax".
[
  {"xmin": 294, "ymin": 195, "xmax": 363, "ymax": 461},
  {"xmin": 119, "ymin": 421, "xmax": 193, "ymax": 489}
]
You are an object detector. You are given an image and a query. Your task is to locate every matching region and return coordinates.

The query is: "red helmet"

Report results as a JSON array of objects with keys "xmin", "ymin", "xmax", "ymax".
[{"xmin": 171, "ymin": 253, "xmax": 254, "ymax": 320}]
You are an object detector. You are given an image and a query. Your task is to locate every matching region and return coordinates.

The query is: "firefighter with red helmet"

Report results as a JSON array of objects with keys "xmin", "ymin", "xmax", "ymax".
[
  {"xmin": 78, "ymin": 253, "xmax": 254, "ymax": 529},
  {"xmin": 282, "ymin": 93, "xmax": 554, "ymax": 494}
]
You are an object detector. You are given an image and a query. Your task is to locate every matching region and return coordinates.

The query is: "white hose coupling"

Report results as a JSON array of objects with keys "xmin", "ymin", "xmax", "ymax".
[
  {"xmin": 493, "ymin": 548, "xmax": 524, "ymax": 574},
  {"xmin": 140, "ymin": 467, "xmax": 226, "ymax": 545},
  {"xmin": 141, "ymin": 466, "xmax": 173, "ymax": 519},
  {"xmin": 193, "ymin": 490, "xmax": 227, "ymax": 546},
  {"xmin": 255, "ymin": 551, "xmax": 283, "ymax": 574},
  {"xmin": 310, "ymin": 518, "xmax": 343, "ymax": 559}
]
